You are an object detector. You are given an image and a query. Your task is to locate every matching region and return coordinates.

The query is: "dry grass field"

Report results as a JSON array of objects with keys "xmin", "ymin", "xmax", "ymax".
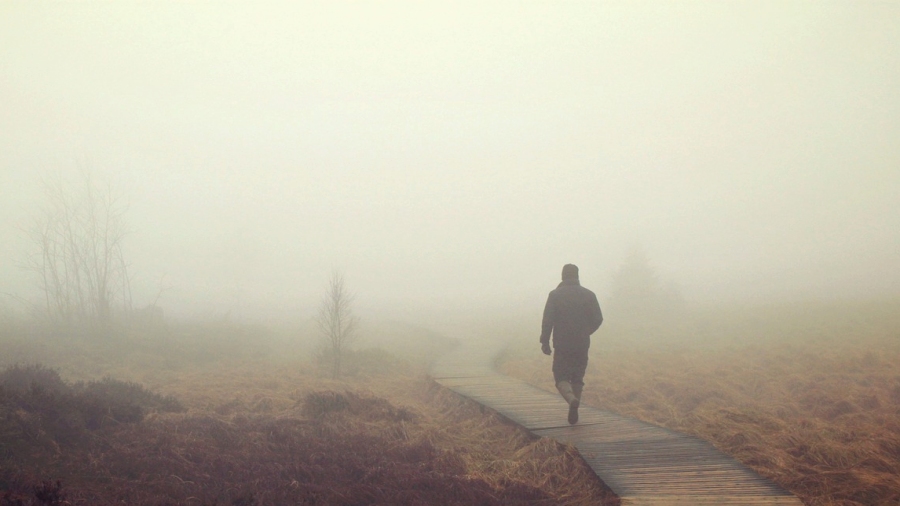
[
  {"xmin": 0, "ymin": 321, "xmax": 615, "ymax": 505},
  {"xmin": 498, "ymin": 298, "xmax": 900, "ymax": 506},
  {"xmin": 3, "ymin": 298, "xmax": 897, "ymax": 505}
]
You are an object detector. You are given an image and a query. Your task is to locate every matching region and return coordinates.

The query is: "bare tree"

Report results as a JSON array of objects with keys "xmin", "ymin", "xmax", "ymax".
[
  {"xmin": 314, "ymin": 270, "xmax": 359, "ymax": 379},
  {"xmin": 24, "ymin": 169, "xmax": 131, "ymax": 331}
]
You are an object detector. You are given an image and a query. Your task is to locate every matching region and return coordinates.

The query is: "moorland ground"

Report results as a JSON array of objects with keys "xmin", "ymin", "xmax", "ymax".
[
  {"xmin": 0, "ymin": 319, "xmax": 614, "ymax": 506},
  {"xmin": 2, "ymin": 298, "xmax": 898, "ymax": 506},
  {"xmin": 499, "ymin": 298, "xmax": 900, "ymax": 506}
]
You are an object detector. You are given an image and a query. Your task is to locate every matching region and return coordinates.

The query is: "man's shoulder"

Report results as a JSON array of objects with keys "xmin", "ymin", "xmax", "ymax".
[
  {"xmin": 575, "ymin": 286, "xmax": 598, "ymax": 300},
  {"xmin": 550, "ymin": 284, "xmax": 596, "ymax": 297}
]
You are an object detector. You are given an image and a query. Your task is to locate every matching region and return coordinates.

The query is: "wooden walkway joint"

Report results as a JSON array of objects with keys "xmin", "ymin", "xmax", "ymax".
[{"xmin": 431, "ymin": 338, "xmax": 803, "ymax": 506}]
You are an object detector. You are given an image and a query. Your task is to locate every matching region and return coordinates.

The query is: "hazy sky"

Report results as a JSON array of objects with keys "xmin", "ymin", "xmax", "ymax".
[{"xmin": 2, "ymin": 2, "xmax": 898, "ymax": 321}]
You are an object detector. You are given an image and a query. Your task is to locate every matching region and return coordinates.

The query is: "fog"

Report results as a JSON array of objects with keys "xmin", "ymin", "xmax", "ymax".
[{"xmin": 2, "ymin": 2, "xmax": 898, "ymax": 324}]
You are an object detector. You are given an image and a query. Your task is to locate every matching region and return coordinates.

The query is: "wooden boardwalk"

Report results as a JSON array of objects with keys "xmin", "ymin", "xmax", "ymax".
[{"xmin": 431, "ymin": 338, "xmax": 803, "ymax": 506}]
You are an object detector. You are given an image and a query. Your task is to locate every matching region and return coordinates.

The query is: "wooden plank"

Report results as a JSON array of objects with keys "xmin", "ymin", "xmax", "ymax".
[{"xmin": 620, "ymin": 497, "xmax": 805, "ymax": 505}]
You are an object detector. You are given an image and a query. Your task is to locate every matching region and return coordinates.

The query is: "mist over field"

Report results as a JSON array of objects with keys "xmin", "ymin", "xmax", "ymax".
[
  {"xmin": 1, "ymin": 2, "xmax": 898, "ymax": 325},
  {"xmin": 3, "ymin": 5, "xmax": 900, "ymax": 505}
]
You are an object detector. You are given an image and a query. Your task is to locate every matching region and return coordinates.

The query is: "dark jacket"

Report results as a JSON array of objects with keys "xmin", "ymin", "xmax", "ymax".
[{"xmin": 540, "ymin": 279, "xmax": 603, "ymax": 351}]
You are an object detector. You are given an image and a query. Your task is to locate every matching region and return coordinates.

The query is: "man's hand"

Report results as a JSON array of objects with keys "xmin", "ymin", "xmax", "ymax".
[{"xmin": 541, "ymin": 342, "xmax": 552, "ymax": 356}]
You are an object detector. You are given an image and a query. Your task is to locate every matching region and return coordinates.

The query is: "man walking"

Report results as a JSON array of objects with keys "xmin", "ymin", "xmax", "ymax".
[{"xmin": 540, "ymin": 264, "xmax": 604, "ymax": 424}]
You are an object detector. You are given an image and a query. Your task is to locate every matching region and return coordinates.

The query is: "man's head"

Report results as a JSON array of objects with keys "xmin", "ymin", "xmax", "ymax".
[{"xmin": 561, "ymin": 264, "xmax": 579, "ymax": 281}]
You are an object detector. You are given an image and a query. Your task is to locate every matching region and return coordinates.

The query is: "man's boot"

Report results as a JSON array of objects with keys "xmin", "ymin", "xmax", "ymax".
[
  {"xmin": 556, "ymin": 381, "xmax": 580, "ymax": 424},
  {"xmin": 570, "ymin": 383, "xmax": 583, "ymax": 425}
]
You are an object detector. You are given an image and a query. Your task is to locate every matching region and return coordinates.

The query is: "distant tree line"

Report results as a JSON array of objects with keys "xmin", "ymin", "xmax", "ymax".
[{"xmin": 608, "ymin": 247, "xmax": 685, "ymax": 323}]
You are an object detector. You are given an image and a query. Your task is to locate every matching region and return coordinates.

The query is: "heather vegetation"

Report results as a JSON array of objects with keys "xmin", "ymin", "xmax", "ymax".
[
  {"xmin": 499, "ymin": 297, "xmax": 900, "ymax": 506},
  {"xmin": 0, "ymin": 363, "xmax": 184, "ymax": 449}
]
